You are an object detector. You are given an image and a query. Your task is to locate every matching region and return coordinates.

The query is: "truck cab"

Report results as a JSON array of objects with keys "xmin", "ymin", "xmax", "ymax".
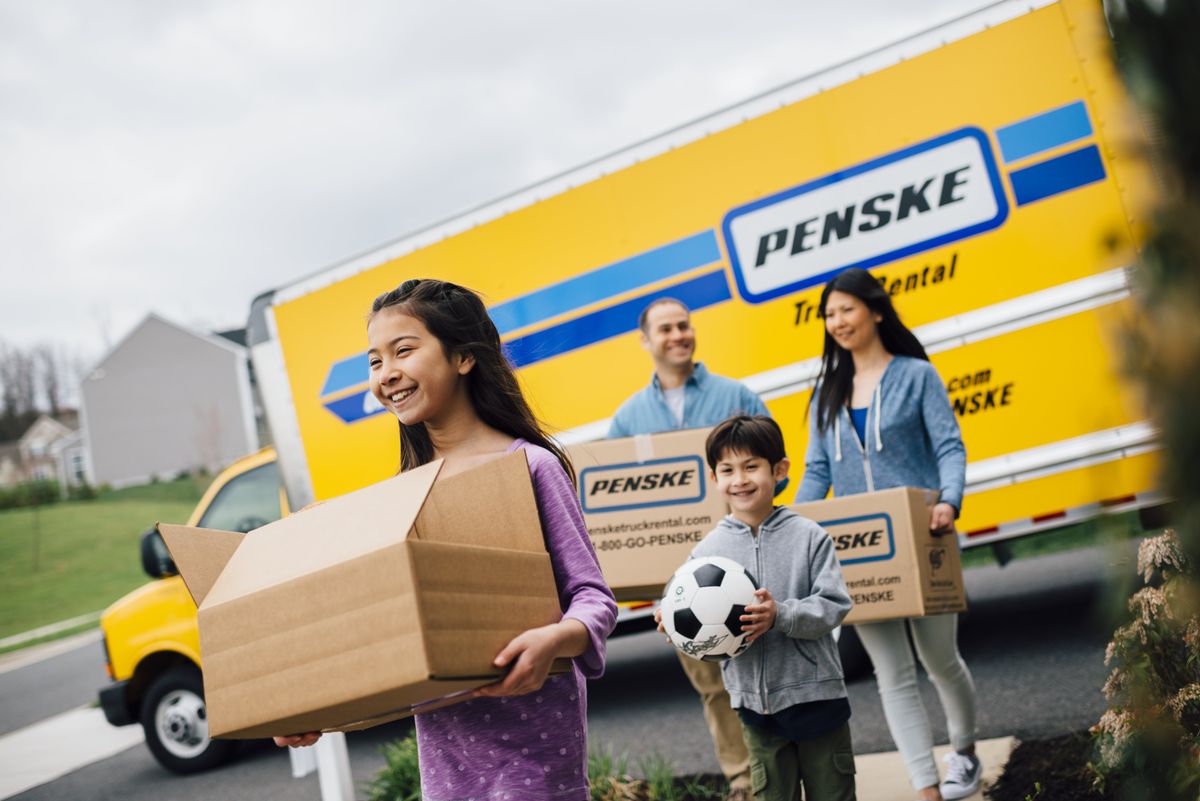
[{"xmin": 97, "ymin": 448, "xmax": 287, "ymax": 773}]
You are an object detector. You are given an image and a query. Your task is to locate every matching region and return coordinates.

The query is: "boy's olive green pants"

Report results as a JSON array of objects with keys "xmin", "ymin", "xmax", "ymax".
[{"xmin": 741, "ymin": 719, "xmax": 857, "ymax": 801}]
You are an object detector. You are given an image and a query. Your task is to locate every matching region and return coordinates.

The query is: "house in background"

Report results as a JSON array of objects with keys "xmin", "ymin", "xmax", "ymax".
[
  {"xmin": 0, "ymin": 412, "xmax": 85, "ymax": 496},
  {"xmin": 18, "ymin": 412, "xmax": 81, "ymax": 483},
  {"xmin": 0, "ymin": 441, "xmax": 22, "ymax": 487},
  {"xmin": 80, "ymin": 314, "xmax": 259, "ymax": 488}
]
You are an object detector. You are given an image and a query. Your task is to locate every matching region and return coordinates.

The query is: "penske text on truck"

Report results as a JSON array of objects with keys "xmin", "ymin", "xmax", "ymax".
[{"xmin": 248, "ymin": 0, "xmax": 1161, "ymax": 567}]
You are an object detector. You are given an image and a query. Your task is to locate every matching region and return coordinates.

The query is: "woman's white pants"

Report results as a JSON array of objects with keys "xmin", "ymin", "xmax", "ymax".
[{"xmin": 855, "ymin": 613, "xmax": 977, "ymax": 790}]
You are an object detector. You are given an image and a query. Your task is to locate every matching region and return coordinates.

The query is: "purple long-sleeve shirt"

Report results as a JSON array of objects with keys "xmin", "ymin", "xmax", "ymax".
[{"xmin": 415, "ymin": 440, "xmax": 618, "ymax": 801}]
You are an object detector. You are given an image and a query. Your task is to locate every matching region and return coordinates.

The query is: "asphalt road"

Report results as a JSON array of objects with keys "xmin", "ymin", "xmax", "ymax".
[
  {"xmin": 5, "ymin": 541, "xmax": 1139, "ymax": 800},
  {"xmin": 0, "ymin": 631, "xmax": 106, "ymax": 737}
]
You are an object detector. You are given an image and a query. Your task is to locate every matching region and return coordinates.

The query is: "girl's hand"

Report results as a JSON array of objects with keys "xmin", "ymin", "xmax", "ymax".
[
  {"xmin": 930, "ymin": 502, "xmax": 957, "ymax": 535},
  {"xmin": 740, "ymin": 589, "xmax": 777, "ymax": 642},
  {"xmin": 476, "ymin": 623, "xmax": 567, "ymax": 698},
  {"xmin": 274, "ymin": 732, "xmax": 321, "ymax": 748}
]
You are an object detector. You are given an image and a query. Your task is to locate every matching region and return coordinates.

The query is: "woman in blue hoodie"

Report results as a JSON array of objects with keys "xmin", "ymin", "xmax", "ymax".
[{"xmin": 795, "ymin": 268, "xmax": 981, "ymax": 801}]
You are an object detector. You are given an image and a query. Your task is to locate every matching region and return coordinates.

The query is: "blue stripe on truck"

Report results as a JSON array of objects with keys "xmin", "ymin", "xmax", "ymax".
[
  {"xmin": 319, "ymin": 267, "xmax": 734, "ymax": 420},
  {"xmin": 994, "ymin": 100, "xmax": 1093, "ymax": 164},
  {"xmin": 488, "ymin": 231, "xmax": 722, "ymax": 335},
  {"xmin": 503, "ymin": 269, "xmax": 732, "ymax": 369},
  {"xmin": 318, "ymin": 231, "xmax": 724, "ymax": 398},
  {"xmin": 1008, "ymin": 144, "xmax": 1106, "ymax": 206}
]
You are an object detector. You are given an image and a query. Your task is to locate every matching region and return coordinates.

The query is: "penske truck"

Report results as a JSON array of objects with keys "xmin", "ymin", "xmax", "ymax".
[
  {"xmin": 248, "ymin": 0, "xmax": 1159, "ymax": 556},
  {"xmin": 100, "ymin": 0, "xmax": 1162, "ymax": 778}
]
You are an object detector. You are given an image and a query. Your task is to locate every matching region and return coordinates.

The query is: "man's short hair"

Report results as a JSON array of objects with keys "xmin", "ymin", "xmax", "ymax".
[
  {"xmin": 638, "ymin": 297, "xmax": 690, "ymax": 332},
  {"xmin": 705, "ymin": 415, "xmax": 786, "ymax": 471}
]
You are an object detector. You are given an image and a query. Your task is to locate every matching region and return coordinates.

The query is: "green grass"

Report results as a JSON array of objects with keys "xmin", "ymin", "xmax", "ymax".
[
  {"xmin": 96, "ymin": 474, "xmax": 210, "ymax": 504},
  {"xmin": 959, "ymin": 510, "xmax": 1153, "ymax": 569},
  {"xmin": 0, "ymin": 476, "xmax": 205, "ymax": 641}
]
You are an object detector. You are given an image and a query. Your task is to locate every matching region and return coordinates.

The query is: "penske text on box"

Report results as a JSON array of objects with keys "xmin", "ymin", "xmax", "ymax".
[
  {"xmin": 568, "ymin": 428, "xmax": 725, "ymax": 601},
  {"xmin": 791, "ymin": 487, "xmax": 967, "ymax": 624},
  {"xmin": 158, "ymin": 451, "xmax": 566, "ymax": 739}
]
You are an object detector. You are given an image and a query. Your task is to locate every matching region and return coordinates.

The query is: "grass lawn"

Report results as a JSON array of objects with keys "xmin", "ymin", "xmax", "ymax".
[{"xmin": 0, "ymin": 477, "xmax": 207, "ymax": 641}]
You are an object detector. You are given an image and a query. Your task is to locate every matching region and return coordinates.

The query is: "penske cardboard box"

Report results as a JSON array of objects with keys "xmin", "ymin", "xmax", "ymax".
[
  {"xmin": 568, "ymin": 428, "xmax": 726, "ymax": 601},
  {"xmin": 791, "ymin": 487, "xmax": 966, "ymax": 625},
  {"xmin": 158, "ymin": 450, "xmax": 567, "ymax": 739}
]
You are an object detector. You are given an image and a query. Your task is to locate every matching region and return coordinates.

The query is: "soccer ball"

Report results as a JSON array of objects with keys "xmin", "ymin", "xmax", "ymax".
[{"xmin": 662, "ymin": 556, "xmax": 760, "ymax": 662}]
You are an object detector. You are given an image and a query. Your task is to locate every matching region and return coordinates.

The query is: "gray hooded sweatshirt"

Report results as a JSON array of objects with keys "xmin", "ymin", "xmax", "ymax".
[
  {"xmin": 692, "ymin": 506, "xmax": 851, "ymax": 715},
  {"xmin": 796, "ymin": 355, "xmax": 967, "ymax": 513}
]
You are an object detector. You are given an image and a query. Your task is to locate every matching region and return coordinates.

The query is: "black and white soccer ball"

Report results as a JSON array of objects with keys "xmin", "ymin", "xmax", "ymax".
[{"xmin": 662, "ymin": 556, "xmax": 760, "ymax": 662}]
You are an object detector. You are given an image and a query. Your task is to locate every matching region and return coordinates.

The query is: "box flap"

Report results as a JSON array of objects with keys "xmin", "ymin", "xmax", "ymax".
[
  {"xmin": 412, "ymin": 450, "xmax": 544, "ymax": 553},
  {"xmin": 201, "ymin": 459, "xmax": 443, "ymax": 609},
  {"xmin": 157, "ymin": 523, "xmax": 244, "ymax": 607}
]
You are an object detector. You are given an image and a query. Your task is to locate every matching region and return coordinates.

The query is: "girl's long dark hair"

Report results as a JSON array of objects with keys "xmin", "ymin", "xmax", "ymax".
[
  {"xmin": 370, "ymin": 279, "xmax": 576, "ymax": 482},
  {"xmin": 813, "ymin": 268, "xmax": 928, "ymax": 432}
]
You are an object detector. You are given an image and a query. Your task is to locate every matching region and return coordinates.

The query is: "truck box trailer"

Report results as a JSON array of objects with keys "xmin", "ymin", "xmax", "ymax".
[{"xmin": 247, "ymin": 0, "xmax": 1160, "ymax": 560}]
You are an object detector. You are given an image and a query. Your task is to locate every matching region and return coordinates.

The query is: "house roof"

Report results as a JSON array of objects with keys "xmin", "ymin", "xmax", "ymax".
[
  {"xmin": 85, "ymin": 312, "xmax": 247, "ymax": 378},
  {"xmin": 19, "ymin": 414, "xmax": 76, "ymax": 446},
  {"xmin": 54, "ymin": 409, "xmax": 79, "ymax": 430},
  {"xmin": 215, "ymin": 328, "xmax": 247, "ymax": 348}
]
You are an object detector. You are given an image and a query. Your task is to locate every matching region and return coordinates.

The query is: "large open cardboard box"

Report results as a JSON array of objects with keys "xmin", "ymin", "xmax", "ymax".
[
  {"xmin": 158, "ymin": 450, "xmax": 567, "ymax": 739},
  {"xmin": 568, "ymin": 428, "xmax": 726, "ymax": 601},
  {"xmin": 791, "ymin": 487, "xmax": 967, "ymax": 624}
]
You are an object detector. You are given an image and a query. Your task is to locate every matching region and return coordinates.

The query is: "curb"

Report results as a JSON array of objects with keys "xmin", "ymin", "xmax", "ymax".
[{"xmin": 0, "ymin": 612, "xmax": 102, "ymax": 650}]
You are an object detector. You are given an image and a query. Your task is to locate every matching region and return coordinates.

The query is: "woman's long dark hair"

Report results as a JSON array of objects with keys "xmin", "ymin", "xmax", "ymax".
[
  {"xmin": 813, "ymin": 268, "xmax": 928, "ymax": 432},
  {"xmin": 370, "ymin": 279, "xmax": 576, "ymax": 482}
]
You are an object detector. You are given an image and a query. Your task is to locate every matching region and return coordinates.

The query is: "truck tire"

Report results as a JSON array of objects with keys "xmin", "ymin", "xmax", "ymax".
[
  {"xmin": 139, "ymin": 667, "xmax": 236, "ymax": 774},
  {"xmin": 835, "ymin": 625, "xmax": 872, "ymax": 681}
]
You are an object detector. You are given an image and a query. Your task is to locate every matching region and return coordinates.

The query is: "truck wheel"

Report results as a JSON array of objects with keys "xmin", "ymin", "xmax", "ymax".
[
  {"xmin": 835, "ymin": 625, "xmax": 872, "ymax": 681},
  {"xmin": 139, "ymin": 667, "xmax": 236, "ymax": 774}
]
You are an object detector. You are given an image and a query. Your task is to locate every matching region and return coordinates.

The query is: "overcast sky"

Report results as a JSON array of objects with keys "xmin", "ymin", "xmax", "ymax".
[{"xmin": 1, "ymin": 0, "xmax": 981, "ymax": 366}]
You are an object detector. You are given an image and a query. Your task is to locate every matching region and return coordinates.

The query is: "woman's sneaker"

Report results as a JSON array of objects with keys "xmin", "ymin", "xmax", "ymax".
[{"xmin": 939, "ymin": 751, "xmax": 982, "ymax": 800}]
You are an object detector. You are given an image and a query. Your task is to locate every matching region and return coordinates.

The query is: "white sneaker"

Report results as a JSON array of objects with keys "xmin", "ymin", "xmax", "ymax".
[{"xmin": 939, "ymin": 751, "xmax": 982, "ymax": 800}]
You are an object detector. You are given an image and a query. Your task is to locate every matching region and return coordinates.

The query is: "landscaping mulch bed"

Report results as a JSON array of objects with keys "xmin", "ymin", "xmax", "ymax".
[{"xmin": 986, "ymin": 731, "xmax": 1120, "ymax": 801}]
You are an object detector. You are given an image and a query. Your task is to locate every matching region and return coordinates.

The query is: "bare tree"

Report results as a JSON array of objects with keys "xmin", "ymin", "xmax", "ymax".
[
  {"xmin": 34, "ymin": 344, "xmax": 62, "ymax": 417},
  {"xmin": 0, "ymin": 340, "xmax": 89, "ymax": 440},
  {"xmin": 0, "ymin": 341, "xmax": 39, "ymax": 440}
]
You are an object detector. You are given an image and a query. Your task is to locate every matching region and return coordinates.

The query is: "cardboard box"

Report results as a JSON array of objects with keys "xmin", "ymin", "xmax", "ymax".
[
  {"xmin": 790, "ymin": 487, "xmax": 967, "ymax": 624},
  {"xmin": 158, "ymin": 450, "xmax": 568, "ymax": 739},
  {"xmin": 568, "ymin": 428, "xmax": 727, "ymax": 601}
]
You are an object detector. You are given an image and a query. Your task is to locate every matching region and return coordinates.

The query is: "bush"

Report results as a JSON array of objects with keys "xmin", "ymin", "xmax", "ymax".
[
  {"xmin": 1092, "ymin": 530, "xmax": 1200, "ymax": 798},
  {"xmin": 1095, "ymin": 1, "xmax": 1200, "ymax": 798},
  {"xmin": 364, "ymin": 734, "xmax": 422, "ymax": 801},
  {"xmin": 0, "ymin": 480, "xmax": 61, "ymax": 510},
  {"xmin": 67, "ymin": 482, "xmax": 97, "ymax": 501}
]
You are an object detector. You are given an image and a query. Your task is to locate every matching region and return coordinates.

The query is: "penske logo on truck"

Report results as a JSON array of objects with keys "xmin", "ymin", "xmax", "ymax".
[
  {"xmin": 818, "ymin": 513, "xmax": 896, "ymax": 566},
  {"xmin": 722, "ymin": 128, "xmax": 1008, "ymax": 304},
  {"xmin": 579, "ymin": 456, "xmax": 706, "ymax": 514}
]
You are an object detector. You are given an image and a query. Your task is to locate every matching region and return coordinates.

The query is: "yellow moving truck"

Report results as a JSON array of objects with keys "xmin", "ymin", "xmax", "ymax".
[
  {"xmin": 100, "ymin": 0, "xmax": 1162, "ymax": 775},
  {"xmin": 251, "ymin": 0, "xmax": 1158, "ymax": 547}
]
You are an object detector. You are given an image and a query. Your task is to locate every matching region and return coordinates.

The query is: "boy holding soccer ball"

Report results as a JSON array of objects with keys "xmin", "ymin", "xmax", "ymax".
[{"xmin": 659, "ymin": 415, "xmax": 856, "ymax": 801}]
